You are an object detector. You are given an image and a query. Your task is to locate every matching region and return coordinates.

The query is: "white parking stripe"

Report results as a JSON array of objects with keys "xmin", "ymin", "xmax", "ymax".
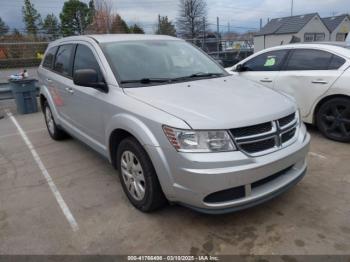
[
  {"xmin": 0, "ymin": 128, "xmax": 46, "ymax": 140},
  {"xmin": 6, "ymin": 111, "xmax": 79, "ymax": 232},
  {"xmin": 309, "ymin": 152, "xmax": 327, "ymax": 160}
]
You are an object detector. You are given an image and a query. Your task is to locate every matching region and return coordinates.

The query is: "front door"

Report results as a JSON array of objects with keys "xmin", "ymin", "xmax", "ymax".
[{"xmin": 238, "ymin": 49, "xmax": 289, "ymax": 89}]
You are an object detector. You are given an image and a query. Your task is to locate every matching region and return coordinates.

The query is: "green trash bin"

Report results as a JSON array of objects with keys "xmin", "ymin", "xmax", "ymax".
[{"xmin": 9, "ymin": 78, "xmax": 38, "ymax": 114}]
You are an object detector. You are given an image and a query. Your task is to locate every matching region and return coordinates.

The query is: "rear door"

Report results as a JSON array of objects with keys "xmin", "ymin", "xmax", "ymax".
[
  {"xmin": 51, "ymin": 44, "xmax": 76, "ymax": 122},
  {"xmin": 274, "ymin": 49, "xmax": 345, "ymax": 117},
  {"xmin": 238, "ymin": 50, "xmax": 289, "ymax": 88}
]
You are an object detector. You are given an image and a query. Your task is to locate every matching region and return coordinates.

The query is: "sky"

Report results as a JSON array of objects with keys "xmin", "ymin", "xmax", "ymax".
[{"xmin": 1, "ymin": 0, "xmax": 350, "ymax": 33}]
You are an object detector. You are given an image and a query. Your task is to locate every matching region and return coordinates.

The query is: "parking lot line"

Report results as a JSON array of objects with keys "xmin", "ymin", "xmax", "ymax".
[
  {"xmin": 0, "ymin": 128, "xmax": 46, "ymax": 140},
  {"xmin": 6, "ymin": 111, "xmax": 79, "ymax": 232}
]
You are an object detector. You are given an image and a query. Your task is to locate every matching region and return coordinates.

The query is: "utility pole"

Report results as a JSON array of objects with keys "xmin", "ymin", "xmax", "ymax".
[
  {"xmin": 158, "ymin": 14, "xmax": 161, "ymax": 33},
  {"xmin": 260, "ymin": 18, "xmax": 262, "ymax": 30},
  {"xmin": 227, "ymin": 22, "xmax": 230, "ymax": 33},
  {"xmin": 291, "ymin": 0, "xmax": 294, "ymax": 16},
  {"xmin": 217, "ymin": 16, "xmax": 220, "ymax": 52},
  {"xmin": 202, "ymin": 17, "xmax": 206, "ymax": 49}
]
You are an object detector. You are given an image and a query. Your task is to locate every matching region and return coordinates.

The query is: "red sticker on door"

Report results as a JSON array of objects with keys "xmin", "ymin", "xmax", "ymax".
[{"xmin": 49, "ymin": 86, "xmax": 64, "ymax": 106}]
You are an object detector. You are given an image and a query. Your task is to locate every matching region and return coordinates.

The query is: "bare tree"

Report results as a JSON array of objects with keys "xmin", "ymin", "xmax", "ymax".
[
  {"xmin": 86, "ymin": 0, "xmax": 114, "ymax": 33},
  {"xmin": 176, "ymin": 0, "xmax": 208, "ymax": 39}
]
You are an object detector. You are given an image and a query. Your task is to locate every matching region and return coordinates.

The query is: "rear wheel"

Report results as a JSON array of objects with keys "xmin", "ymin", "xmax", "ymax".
[
  {"xmin": 316, "ymin": 97, "xmax": 350, "ymax": 142},
  {"xmin": 116, "ymin": 137, "xmax": 167, "ymax": 212},
  {"xmin": 43, "ymin": 102, "xmax": 68, "ymax": 140}
]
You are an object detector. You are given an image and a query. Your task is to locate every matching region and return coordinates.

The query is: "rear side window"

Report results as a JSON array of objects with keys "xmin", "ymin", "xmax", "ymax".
[
  {"xmin": 53, "ymin": 44, "xmax": 75, "ymax": 77},
  {"xmin": 73, "ymin": 44, "xmax": 104, "ymax": 82},
  {"xmin": 285, "ymin": 49, "xmax": 334, "ymax": 70},
  {"xmin": 243, "ymin": 50, "xmax": 288, "ymax": 71},
  {"xmin": 42, "ymin": 46, "xmax": 58, "ymax": 69},
  {"xmin": 329, "ymin": 55, "xmax": 346, "ymax": 69}
]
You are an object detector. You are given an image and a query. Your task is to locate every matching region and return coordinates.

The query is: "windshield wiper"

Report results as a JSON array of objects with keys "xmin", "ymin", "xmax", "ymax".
[
  {"xmin": 120, "ymin": 78, "xmax": 171, "ymax": 84},
  {"xmin": 170, "ymin": 72, "xmax": 225, "ymax": 81}
]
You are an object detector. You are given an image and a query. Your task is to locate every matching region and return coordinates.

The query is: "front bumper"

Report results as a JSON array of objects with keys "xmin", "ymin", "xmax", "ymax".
[{"xmin": 146, "ymin": 124, "xmax": 310, "ymax": 213}]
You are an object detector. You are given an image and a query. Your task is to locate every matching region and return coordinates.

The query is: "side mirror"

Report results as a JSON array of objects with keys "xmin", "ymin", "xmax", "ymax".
[
  {"xmin": 235, "ymin": 64, "xmax": 245, "ymax": 72},
  {"xmin": 73, "ymin": 69, "xmax": 108, "ymax": 92}
]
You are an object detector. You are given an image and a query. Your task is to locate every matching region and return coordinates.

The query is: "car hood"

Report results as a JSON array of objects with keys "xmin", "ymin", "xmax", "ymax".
[{"xmin": 124, "ymin": 76, "xmax": 296, "ymax": 129}]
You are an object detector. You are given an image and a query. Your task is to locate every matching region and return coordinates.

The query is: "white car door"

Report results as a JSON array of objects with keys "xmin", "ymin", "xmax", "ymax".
[
  {"xmin": 274, "ymin": 49, "xmax": 345, "ymax": 118},
  {"xmin": 234, "ymin": 50, "xmax": 289, "ymax": 89}
]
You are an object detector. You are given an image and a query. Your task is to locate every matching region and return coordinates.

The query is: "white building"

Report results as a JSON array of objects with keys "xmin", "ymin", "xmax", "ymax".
[
  {"xmin": 322, "ymin": 14, "xmax": 350, "ymax": 41},
  {"xmin": 254, "ymin": 13, "xmax": 349, "ymax": 52}
]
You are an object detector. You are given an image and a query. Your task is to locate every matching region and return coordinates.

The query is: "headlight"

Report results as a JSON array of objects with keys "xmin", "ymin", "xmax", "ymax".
[{"xmin": 163, "ymin": 126, "xmax": 236, "ymax": 153}]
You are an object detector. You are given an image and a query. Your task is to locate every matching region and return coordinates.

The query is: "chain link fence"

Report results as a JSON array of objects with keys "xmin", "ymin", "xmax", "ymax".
[{"xmin": 0, "ymin": 35, "xmax": 254, "ymax": 71}]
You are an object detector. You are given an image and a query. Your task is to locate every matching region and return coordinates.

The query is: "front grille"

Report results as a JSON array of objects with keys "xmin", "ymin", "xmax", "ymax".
[
  {"xmin": 240, "ymin": 138, "xmax": 276, "ymax": 153},
  {"xmin": 230, "ymin": 122, "xmax": 272, "ymax": 137},
  {"xmin": 282, "ymin": 128, "xmax": 296, "ymax": 143},
  {"xmin": 230, "ymin": 112, "xmax": 298, "ymax": 156},
  {"xmin": 278, "ymin": 113, "xmax": 295, "ymax": 127}
]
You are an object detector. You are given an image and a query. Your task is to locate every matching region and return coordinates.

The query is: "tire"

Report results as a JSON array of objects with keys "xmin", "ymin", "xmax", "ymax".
[
  {"xmin": 316, "ymin": 97, "xmax": 350, "ymax": 142},
  {"xmin": 43, "ymin": 101, "xmax": 68, "ymax": 141},
  {"xmin": 116, "ymin": 137, "xmax": 167, "ymax": 212}
]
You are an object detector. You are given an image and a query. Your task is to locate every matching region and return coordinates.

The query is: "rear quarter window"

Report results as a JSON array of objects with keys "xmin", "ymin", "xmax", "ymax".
[{"xmin": 328, "ymin": 55, "xmax": 346, "ymax": 69}]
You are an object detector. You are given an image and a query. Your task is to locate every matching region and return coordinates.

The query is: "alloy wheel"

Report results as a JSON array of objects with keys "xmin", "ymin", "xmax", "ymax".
[
  {"xmin": 120, "ymin": 151, "xmax": 146, "ymax": 201},
  {"xmin": 320, "ymin": 102, "xmax": 350, "ymax": 141}
]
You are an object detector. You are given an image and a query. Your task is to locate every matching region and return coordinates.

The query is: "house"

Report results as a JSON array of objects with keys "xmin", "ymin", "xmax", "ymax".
[
  {"xmin": 254, "ymin": 13, "xmax": 330, "ymax": 52},
  {"xmin": 322, "ymin": 14, "xmax": 350, "ymax": 41}
]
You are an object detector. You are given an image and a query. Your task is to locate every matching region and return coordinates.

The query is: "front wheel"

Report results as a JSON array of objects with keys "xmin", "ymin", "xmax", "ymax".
[
  {"xmin": 116, "ymin": 137, "xmax": 167, "ymax": 212},
  {"xmin": 316, "ymin": 97, "xmax": 350, "ymax": 142}
]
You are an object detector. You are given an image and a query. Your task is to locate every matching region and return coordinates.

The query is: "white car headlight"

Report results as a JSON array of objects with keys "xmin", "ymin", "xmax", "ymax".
[{"xmin": 163, "ymin": 126, "xmax": 236, "ymax": 153}]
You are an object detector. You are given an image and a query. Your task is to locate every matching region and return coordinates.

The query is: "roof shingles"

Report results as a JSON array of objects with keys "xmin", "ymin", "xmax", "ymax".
[{"xmin": 256, "ymin": 13, "xmax": 318, "ymax": 36}]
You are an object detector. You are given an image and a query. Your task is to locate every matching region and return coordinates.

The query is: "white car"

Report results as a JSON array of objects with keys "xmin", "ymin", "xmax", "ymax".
[{"xmin": 227, "ymin": 43, "xmax": 350, "ymax": 142}]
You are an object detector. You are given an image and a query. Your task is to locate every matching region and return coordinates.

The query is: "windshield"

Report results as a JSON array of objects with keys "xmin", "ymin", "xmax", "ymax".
[{"xmin": 101, "ymin": 40, "xmax": 227, "ymax": 87}]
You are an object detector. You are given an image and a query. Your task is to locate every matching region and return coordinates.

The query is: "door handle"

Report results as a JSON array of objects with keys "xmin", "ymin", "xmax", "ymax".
[
  {"xmin": 260, "ymin": 79, "xmax": 273, "ymax": 83},
  {"xmin": 46, "ymin": 78, "xmax": 53, "ymax": 83},
  {"xmin": 312, "ymin": 80, "xmax": 328, "ymax": 84},
  {"xmin": 65, "ymin": 87, "xmax": 74, "ymax": 94}
]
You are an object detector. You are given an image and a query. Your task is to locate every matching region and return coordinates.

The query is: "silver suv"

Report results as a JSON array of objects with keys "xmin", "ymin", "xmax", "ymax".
[{"xmin": 38, "ymin": 34, "xmax": 310, "ymax": 213}]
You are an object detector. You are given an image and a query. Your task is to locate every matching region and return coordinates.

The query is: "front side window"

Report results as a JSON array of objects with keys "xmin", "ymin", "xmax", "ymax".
[
  {"xmin": 73, "ymin": 44, "xmax": 104, "ymax": 82},
  {"xmin": 243, "ymin": 50, "xmax": 288, "ymax": 72},
  {"xmin": 101, "ymin": 40, "xmax": 227, "ymax": 87},
  {"xmin": 285, "ymin": 49, "xmax": 334, "ymax": 70},
  {"xmin": 42, "ymin": 46, "xmax": 58, "ymax": 69},
  {"xmin": 53, "ymin": 44, "xmax": 75, "ymax": 77}
]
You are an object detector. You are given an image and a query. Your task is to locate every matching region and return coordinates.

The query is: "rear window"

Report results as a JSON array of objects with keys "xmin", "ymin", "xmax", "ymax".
[
  {"xmin": 53, "ymin": 44, "xmax": 75, "ymax": 77},
  {"xmin": 42, "ymin": 46, "xmax": 58, "ymax": 69},
  {"xmin": 284, "ymin": 49, "xmax": 344, "ymax": 70}
]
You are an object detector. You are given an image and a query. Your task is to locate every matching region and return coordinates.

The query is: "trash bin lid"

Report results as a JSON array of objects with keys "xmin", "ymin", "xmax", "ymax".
[{"xmin": 8, "ymin": 78, "xmax": 37, "ymax": 83}]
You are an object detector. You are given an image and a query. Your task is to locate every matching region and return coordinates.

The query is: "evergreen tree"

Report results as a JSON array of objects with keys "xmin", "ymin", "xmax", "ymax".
[
  {"xmin": 42, "ymin": 14, "xmax": 60, "ymax": 39},
  {"xmin": 129, "ymin": 24, "xmax": 145, "ymax": 34},
  {"xmin": 156, "ymin": 16, "xmax": 176, "ymax": 36},
  {"xmin": 60, "ymin": 0, "xmax": 91, "ymax": 36},
  {"xmin": 110, "ymin": 15, "xmax": 129, "ymax": 33},
  {"xmin": 22, "ymin": 0, "xmax": 41, "ymax": 36},
  {"xmin": 0, "ymin": 17, "xmax": 9, "ymax": 36}
]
